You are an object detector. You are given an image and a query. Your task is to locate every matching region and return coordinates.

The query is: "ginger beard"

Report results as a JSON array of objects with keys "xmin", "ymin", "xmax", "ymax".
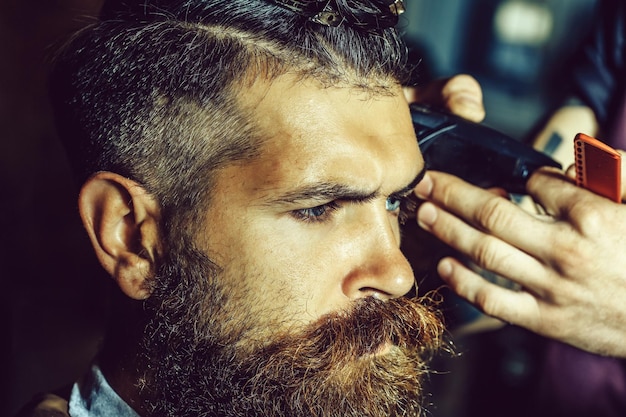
[{"xmin": 138, "ymin": 241, "xmax": 445, "ymax": 417}]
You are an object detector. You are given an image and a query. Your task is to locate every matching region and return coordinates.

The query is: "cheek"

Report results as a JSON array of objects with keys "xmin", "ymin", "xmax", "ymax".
[{"xmin": 233, "ymin": 218, "xmax": 357, "ymax": 320}]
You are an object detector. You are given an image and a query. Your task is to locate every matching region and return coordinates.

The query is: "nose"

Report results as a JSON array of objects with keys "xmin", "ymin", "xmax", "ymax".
[{"xmin": 341, "ymin": 209, "xmax": 416, "ymax": 300}]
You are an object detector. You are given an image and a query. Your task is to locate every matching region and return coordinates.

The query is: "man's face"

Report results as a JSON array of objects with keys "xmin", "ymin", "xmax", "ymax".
[
  {"xmin": 141, "ymin": 76, "xmax": 442, "ymax": 417},
  {"xmin": 199, "ymin": 76, "xmax": 425, "ymax": 341}
]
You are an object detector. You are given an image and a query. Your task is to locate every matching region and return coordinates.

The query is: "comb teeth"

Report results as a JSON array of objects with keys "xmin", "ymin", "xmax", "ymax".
[
  {"xmin": 574, "ymin": 133, "xmax": 622, "ymax": 202},
  {"xmin": 574, "ymin": 137, "xmax": 585, "ymax": 188}
]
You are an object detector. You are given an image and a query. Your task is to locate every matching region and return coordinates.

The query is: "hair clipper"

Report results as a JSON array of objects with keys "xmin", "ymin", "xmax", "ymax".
[{"xmin": 411, "ymin": 104, "xmax": 561, "ymax": 194}]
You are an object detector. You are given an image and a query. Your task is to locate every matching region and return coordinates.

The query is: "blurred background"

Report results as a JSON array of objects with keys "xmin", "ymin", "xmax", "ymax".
[
  {"xmin": 0, "ymin": 0, "xmax": 604, "ymax": 416},
  {"xmin": 404, "ymin": 0, "xmax": 597, "ymax": 139}
]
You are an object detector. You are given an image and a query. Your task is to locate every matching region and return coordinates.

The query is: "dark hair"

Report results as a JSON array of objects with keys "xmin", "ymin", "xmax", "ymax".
[{"xmin": 50, "ymin": 0, "xmax": 411, "ymax": 235}]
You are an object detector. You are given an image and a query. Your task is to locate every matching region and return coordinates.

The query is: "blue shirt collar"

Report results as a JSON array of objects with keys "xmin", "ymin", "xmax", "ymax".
[{"xmin": 69, "ymin": 364, "xmax": 140, "ymax": 417}]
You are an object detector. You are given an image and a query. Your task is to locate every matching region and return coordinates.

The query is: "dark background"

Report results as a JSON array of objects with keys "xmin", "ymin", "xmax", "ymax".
[
  {"xmin": 1, "ymin": 1, "xmax": 108, "ymax": 415},
  {"xmin": 0, "ymin": 0, "xmax": 600, "ymax": 416}
]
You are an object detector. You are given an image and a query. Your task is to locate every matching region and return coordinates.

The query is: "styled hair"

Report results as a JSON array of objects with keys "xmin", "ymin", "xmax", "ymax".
[{"xmin": 50, "ymin": 0, "xmax": 412, "ymax": 234}]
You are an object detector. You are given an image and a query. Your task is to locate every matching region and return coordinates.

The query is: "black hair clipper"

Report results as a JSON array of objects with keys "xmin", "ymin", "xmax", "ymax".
[{"xmin": 411, "ymin": 104, "xmax": 561, "ymax": 194}]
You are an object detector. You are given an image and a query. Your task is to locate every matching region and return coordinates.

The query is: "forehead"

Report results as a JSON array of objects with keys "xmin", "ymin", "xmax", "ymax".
[{"xmin": 233, "ymin": 75, "xmax": 422, "ymax": 193}]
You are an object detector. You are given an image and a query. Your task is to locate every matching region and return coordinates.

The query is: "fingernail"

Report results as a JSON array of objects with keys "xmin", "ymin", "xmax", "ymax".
[
  {"xmin": 413, "ymin": 172, "xmax": 433, "ymax": 199},
  {"xmin": 417, "ymin": 202, "xmax": 437, "ymax": 229},
  {"xmin": 438, "ymin": 258, "xmax": 452, "ymax": 278}
]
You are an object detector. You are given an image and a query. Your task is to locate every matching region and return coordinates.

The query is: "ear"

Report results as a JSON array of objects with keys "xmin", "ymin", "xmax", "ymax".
[{"xmin": 78, "ymin": 172, "xmax": 163, "ymax": 300}]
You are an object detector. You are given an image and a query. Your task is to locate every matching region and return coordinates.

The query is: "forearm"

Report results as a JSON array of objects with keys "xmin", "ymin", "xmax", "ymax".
[{"xmin": 531, "ymin": 104, "xmax": 599, "ymax": 168}]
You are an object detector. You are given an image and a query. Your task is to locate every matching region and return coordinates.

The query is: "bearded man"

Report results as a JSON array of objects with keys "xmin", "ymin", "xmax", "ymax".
[{"xmin": 17, "ymin": 0, "xmax": 485, "ymax": 415}]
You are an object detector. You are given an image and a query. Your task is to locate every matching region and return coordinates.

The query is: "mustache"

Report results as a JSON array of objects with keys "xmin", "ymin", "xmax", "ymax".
[
  {"xmin": 242, "ymin": 295, "xmax": 445, "ymax": 379},
  {"xmin": 223, "ymin": 295, "xmax": 446, "ymax": 417},
  {"xmin": 140, "ymin": 241, "xmax": 448, "ymax": 417}
]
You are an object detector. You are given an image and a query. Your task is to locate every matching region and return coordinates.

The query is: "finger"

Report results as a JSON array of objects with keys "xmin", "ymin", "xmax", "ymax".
[
  {"xmin": 416, "ymin": 201, "xmax": 551, "ymax": 292},
  {"xmin": 525, "ymin": 167, "xmax": 582, "ymax": 217},
  {"xmin": 406, "ymin": 75, "xmax": 485, "ymax": 122},
  {"xmin": 402, "ymin": 86, "xmax": 419, "ymax": 104},
  {"xmin": 445, "ymin": 96, "xmax": 486, "ymax": 123},
  {"xmin": 440, "ymin": 74, "xmax": 485, "ymax": 122},
  {"xmin": 440, "ymin": 74, "xmax": 482, "ymax": 101},
  {"xmin": 564, "ymin": 163, "xmax": 576, "ymax": 180},
  {"xmin": 436, "ymin": 257, "xmax": 543, "ymax": 330},
  {"xmin": 415, "ymin": 171, "xmax": 561, "ymax": 258},
  {"xmin": 526, "ymin": 167, "xmax": 621, "ymax": 233}
]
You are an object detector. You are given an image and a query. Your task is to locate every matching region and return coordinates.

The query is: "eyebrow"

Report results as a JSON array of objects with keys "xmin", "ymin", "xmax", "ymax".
[
  {"xmin": 390, "ymin": 168, "xmax": 426, "ymax": 199},
  {"xmin": 269, "ymin": 167, "xmax": 426, "ymax": 205}
]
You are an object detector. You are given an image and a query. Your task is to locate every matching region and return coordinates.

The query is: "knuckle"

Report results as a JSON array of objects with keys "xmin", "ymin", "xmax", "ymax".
[
  {"xmin": 526, "ymin": 166, "xmax": 568, "ymax": 201},
  {"xmin": 473, "ymin": 288, "xmax": 502, "ymax": 317},
  {"xmin": 470, "ymin": 236, "xmax": 504, "ymax": 271},
  {"xmin": 443, "ymin": 74, "xmax": 480, "ymax": 94},
  {"xmin": 473, "ymin": 196, "xmax": 513, "ymax": 233},
  {"xmin": 433, "ymin": 174, "xmax": 461, "ymax": 206},
  {"xmin": 569, "ymin": 198, "xmax": 611, "ymax": 234},
  {"xmin": 525, "ymin": 167, "xmax": 552, "ymax": 191},
  {"xmin": 549, "ymin": 242, "xmax": 584, "ymax": 277}
]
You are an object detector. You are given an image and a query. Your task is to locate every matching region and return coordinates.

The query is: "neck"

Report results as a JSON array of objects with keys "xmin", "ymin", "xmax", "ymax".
[{"xmin": 98, "ymin": 289, "xmax": 148, "ymax": 415}]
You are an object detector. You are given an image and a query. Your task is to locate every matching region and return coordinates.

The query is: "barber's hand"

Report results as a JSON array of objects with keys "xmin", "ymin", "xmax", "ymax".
[
  {"xmin": 403, "ymin": 74, "xmax": 485, "ymax": 122},
  {"xmin": 414, "ymin": 168, "xmax": 626, "ymax": 357}
]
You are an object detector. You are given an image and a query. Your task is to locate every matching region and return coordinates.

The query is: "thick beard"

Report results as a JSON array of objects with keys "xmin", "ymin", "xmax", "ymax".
[{"xmin": 138, "ymin": 241, "xmax": 446, "ymax": 417}]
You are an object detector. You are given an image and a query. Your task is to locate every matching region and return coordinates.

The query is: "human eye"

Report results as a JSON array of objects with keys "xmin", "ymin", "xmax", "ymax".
[
  {"xmin": 389, "ymin": 194, "xmax": 420, "ymax": 226},
  {"xmin": 385, "ymin": 196, "xmax": 403, "ymax": 213},
  {"xmin": 291, "ymin": 201, "xmax": 340, "ymax": 223}
]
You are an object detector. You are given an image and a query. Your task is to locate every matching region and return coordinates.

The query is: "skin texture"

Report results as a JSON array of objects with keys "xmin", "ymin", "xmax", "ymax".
[
  {"xmin": 414, "ymin": 158, "xmax": 626, "ymax": 357},
  {"xmin": 44, "ymin": 0, "xmax": 487, "ymax": 413},
  {"xmin": 73, "ymin": 71, "xmax": 484, "ymax": 417},
  {"xmin": 79, "ymin": 74, "xmax": 451, "ymax": 417},
  {"xmin": 197, "ymin": 75, "xmax": 423, "ymax": 339}
]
